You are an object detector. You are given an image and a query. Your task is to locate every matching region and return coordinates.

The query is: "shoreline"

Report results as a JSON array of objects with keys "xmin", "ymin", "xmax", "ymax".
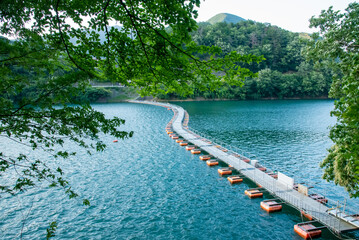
[
  {"xmin": 155, "ymin": 96, "xmax": 331, "ymax": 102},
  {"xmin": 94, "ymin": 96, "xmax": 332, "ymax": 103}
]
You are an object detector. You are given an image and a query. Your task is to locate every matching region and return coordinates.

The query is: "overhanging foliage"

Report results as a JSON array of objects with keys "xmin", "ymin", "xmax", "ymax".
[
  {"xmin": 0, "ymin": 0, "xmax": 262, "ymax": 227},
  {"xmin": 306, "ymin": 2, "xmax": 359, "ymax": 197}
]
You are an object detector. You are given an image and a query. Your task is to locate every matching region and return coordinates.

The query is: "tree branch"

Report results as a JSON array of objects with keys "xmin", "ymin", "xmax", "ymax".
[
  {"xmin": 118, "ymin": 0, "xmax": 159, "ymax": 81},
  {"xmin": 54, "ymin": 0, "xmax": 93, "ymax": 76},
  {"xmin": 0, "ymin": 48, "xmax": 47, "ymax": 63},
  {"xmin": 103, "ymin": 0, "xmax": 111, "ymax": 66}
]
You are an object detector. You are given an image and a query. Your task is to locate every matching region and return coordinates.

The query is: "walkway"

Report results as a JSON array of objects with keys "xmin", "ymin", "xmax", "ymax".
[{"xmin": 129, "ymin": 100, "xmax": 359, "ymax": 234}]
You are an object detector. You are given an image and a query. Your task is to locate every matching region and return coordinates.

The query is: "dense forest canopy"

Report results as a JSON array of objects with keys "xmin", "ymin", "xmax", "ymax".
[
  {"xmin": 193, "ymin": 20, "xmax": 300, "ymax": 72},
  {"xmin": 157, "ymin": 19, "xmax": 337, "ymax": 100}
]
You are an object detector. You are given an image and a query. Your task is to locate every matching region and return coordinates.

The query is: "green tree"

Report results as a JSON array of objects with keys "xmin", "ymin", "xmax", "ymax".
[
  {"xmin": 279, "ymin": 73, "xmax": 301, "ymax": 98},
  {"xmin": 306, "ymin": 3, "xmax": 359, "ymax": 197},
  {"xmin": 255, "ymin": 68, "xmax": 282, "ymax": 98},
  {"xmin": 73, "ymin": 87, "xmax": 112, "ymax": 103},
  {"xmin": 0, "ymin": 0, "xmax": 262, "ymax": 223}
]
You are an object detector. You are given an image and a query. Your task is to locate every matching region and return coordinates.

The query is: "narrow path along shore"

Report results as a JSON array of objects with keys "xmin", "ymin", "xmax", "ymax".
[{"xmin": 129, "ymin": 100, "xmax": 359, "ymax": 235}]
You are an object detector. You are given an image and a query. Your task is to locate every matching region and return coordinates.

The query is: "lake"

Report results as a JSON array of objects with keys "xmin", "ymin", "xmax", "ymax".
[{"xmin": 1, "ymin": 100, "xmax": 358, "ymax": 239}]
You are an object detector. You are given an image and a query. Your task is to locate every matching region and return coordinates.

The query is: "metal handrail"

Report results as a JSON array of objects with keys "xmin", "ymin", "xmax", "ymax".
[{"xmin": 154, "ymin": 101, "xmax": 358, "ymax": 234}]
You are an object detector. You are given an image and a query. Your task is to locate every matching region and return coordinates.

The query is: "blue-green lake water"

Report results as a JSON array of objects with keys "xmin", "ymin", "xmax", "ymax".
[{"xmin": 1, "ymin": 100, "xmax": 359, "ymax": 239}]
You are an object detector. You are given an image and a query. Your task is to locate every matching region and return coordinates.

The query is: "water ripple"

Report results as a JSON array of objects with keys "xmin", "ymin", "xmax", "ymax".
[{"xmin": 1, "ymin": 102, "xmax": 359, "ymax": 239}]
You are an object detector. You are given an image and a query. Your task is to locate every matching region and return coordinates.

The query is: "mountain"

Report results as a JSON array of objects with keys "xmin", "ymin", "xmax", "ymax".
[{"xmin": 207, "ymin": 13, "xmax": 246, "ymax": 25}]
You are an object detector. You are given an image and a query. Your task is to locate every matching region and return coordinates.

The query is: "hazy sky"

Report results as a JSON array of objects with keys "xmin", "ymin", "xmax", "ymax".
[{"xmin": 196, "ymin": 0, "xmax": 356, "ymax": 33}]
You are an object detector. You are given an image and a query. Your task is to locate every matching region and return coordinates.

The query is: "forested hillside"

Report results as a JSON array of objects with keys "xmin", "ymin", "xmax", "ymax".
[{"xmin": 157, "ymin": 18, "xmax": 336, "ymax": 100}]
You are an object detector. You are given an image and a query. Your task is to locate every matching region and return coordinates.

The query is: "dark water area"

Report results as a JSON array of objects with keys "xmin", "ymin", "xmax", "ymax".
[{"xmin": 1, "ymin": 101, "xmax": 358, "ymax": 239}]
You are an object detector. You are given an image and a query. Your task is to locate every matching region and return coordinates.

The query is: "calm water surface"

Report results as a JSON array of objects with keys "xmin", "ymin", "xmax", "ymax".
[{"xmin": 1, "ymin": 100, "xmax": 359, "ymax": 239}]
